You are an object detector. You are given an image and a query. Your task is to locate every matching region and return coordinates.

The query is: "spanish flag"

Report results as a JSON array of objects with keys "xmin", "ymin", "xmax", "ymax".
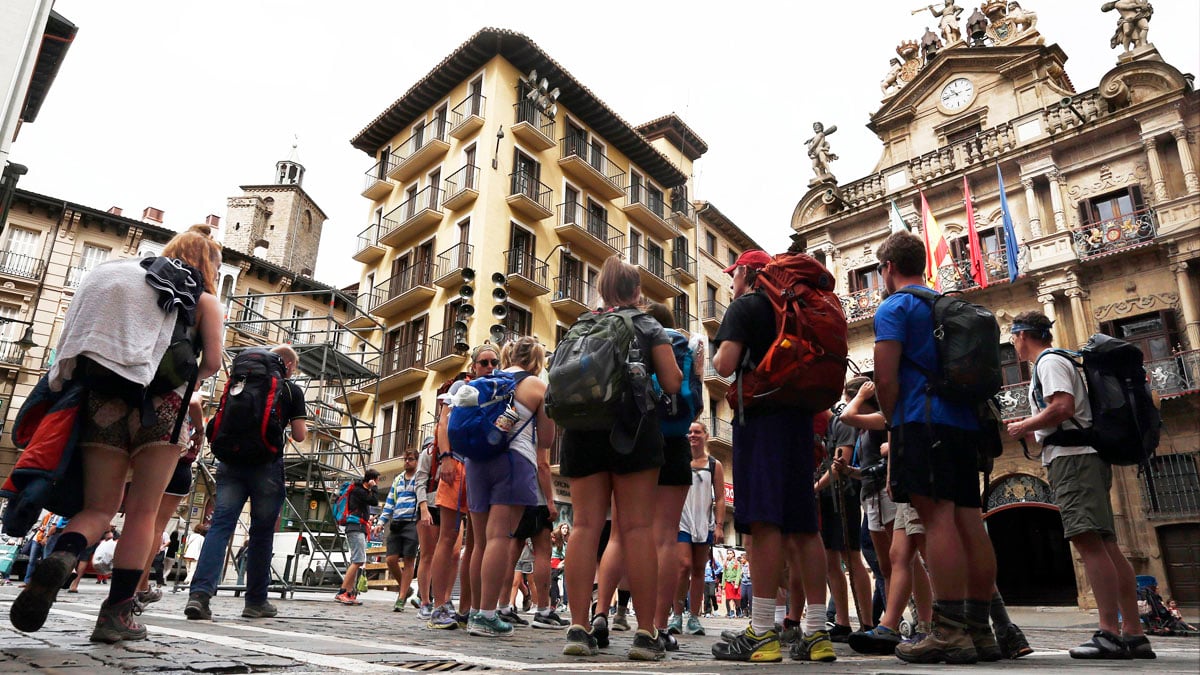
[{"xmin": 919, "ymin": 190, "xmax": 953, "ymax": 291}]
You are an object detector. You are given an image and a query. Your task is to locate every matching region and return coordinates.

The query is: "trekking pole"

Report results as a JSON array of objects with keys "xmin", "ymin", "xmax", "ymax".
[{"xmin": 833, "ymin": 459, "xmax": 865, "ymax": 627}]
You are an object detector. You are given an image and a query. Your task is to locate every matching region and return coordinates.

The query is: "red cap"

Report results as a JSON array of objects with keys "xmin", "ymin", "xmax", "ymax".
[{"xmin": 723, "ymin": 249, "xmax": 771, "ymax": 275}]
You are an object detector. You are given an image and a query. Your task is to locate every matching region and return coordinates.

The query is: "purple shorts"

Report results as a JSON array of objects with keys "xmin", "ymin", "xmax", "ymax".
[
  {"xmin": 731, "ymin": 409, "xmax": 819, "ymax": 535},
  {"xmin": 464, "ymin": 451, "xmax": 539, "ymax": 513}
]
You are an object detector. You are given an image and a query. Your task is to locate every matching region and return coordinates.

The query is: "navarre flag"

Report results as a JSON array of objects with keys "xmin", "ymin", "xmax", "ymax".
[
  {"xmin": 996, "ymin": 165, "xmax": 1021, "ymax": 282},
  {"xmin": 889, "ymin": 199, "xmax": 909, "ymax": 233},
  {"xmin": 919, "ymin": 190, "xmax": 954, "ymax": 290},
  {"xmin": 963, "ymin": 176, "xmax": 988, "ymax": 289}
]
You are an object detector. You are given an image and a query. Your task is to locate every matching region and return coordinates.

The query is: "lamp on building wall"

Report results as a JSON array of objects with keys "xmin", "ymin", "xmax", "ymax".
[{"xmin": 492, "ymin": 126, "xmax": 504, "ymax": 170}]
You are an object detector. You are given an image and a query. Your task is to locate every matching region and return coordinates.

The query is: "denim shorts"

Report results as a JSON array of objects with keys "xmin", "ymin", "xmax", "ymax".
[{"xmin": 346, "ymin": 530, "xmax": 367, "ymax": 564}]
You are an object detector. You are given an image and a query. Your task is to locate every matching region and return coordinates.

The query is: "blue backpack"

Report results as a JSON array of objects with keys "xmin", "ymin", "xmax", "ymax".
[
  {"xmin": 331, "ymin": 481, "xmax": 354, "ymax": 526},
  {"xmin": 653, "ymin": 329, "xmax": 704, "ymax": 437},
  {"xmin": 447, "ymin": 371, "xmax": 535, "ymax": 461}
]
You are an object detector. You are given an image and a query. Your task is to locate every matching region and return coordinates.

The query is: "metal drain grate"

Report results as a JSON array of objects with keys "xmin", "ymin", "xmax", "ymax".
[{"xmin": 392, "ymin": 660, "xmax": 491, "ymax": 672}]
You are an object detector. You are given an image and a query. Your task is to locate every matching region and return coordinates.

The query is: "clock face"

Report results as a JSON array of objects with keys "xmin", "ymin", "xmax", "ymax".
[{"xmin": 940, "ymin": 77, "xmax": 975, "ymax": 111}]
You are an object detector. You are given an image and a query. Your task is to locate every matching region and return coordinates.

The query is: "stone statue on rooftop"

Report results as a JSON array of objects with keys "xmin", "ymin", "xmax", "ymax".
[
  {"xmin": 881, "ymin": 58, "xmax": 904, "ymax": 95},
  {"xmin": 1102, "ymin": 0, "xmax": 1153, "ymax": 51},
  {"xmin": 805, "ymin": 122, "xmax": 838, "ymax": 185},
  {"xmin": 921, "ymin": 0, "xmax": 965, "ymax": 45}
]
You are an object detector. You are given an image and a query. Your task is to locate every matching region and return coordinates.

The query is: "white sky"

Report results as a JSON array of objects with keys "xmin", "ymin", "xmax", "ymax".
[{"xmin": 13, "ymin": 1, "xmax": 1200, "ymax": 288}]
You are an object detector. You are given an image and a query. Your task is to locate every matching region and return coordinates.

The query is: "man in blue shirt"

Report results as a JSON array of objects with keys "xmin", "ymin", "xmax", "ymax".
[
  {"xmin": 872, "ymin": 231, "xmax": 997, "ymax": 665},
  {"xmin": 374, "ymin": 453, "xmax": 423, "ymax": 612}
]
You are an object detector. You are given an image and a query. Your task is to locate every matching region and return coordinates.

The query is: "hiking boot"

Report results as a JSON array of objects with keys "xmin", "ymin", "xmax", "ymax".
[
  {"xmin": 1123, "ymin": 634, "xmax": 1156, "ymax": 660},
  {"xmin": 685, "ymin": 612, "xmax": 705, "ymax": 635},
  {"xmin": 791, "ymin": 630, "xmax": 837, "ymax": 662},
  {"xmin": 778, "ymin": 618, "xmax": 801, "ymax": 646},
  {"xmin": 611, "ymin": 609, "xmax": 630, "ymax": 631},
  {"xmin": 89, "ymin": 598, "xmax": 146, "ymax": 643},
  {"xmin": 667, "ymin": 612, "xmax": 683, "ymax": 635},
  {"xmin": 563, "ymin": 624, "xmax": 599, "ymax": 656},
  {"xmin": 184, "ymin": 593, "xmax": 212, "ymax": 620},
  {"xmin": 895, "ymin": 615, "xmax": 978, "ymax": 664},
  {"xmin": 827, "ymin": 622, "xmax": 852, "ymax": 643},
  {"xmin": 9, "ymin": 550, "xmax": 74, "ymax": 632},
  {"xmin": 628, "ymin": 628, "xmax": 666, "ymax": 661},
  {"xmin": 468, "ymin": 612, "xmax": 513, "ymax": 637},
  {"xmin": 532, "ymin": 610, "xmax": 566, "ymax": 629},
  {"xmin": 242, "ymin": 601, "xmax": 278, "ymax": 618},
  {"xmin": 712, "ymin": 625, "xmax": 782, "ymax": 662},
  {"xmin": 428, "ymin": 604, "xmax": 458, "ymax": 630},
  {"xmin": 497, "ymin": 607, "xmax": 529, "ymax": 627},
  {"xmin": 967, "ymin": 620, "xmax": 1002, "ymax": 662},
  {"xmin": 849, "ymin": 625, "xmax": 901, "ymax": 655},
  {"xmin": 995, "ymin": 623, "xmax": 1033, "ymax": 659},
  {"xmin": 591, "ymin": 614, "xmax": 610, "ymax": 648},
  {"xmin": 1069, "ymin": 630, "xmax": 1131, "ymax": 659},
  {"xmin": 135, "ymin": 587, "xmax": 162, "ymax": 607}
]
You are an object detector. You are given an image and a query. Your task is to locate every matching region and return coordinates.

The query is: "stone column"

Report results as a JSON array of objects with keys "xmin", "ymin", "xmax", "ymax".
[
  {"xmin": 1142, "ymin": 136, "xmax": 1169, "ymax": 201},
  {"xmin": 1020, "ymin": 177, "xmax": 1042, "ymax": 238},
  {"xmin": 1038, "ymin": 293, "xmax": 1061, "ymax": 346},
  {"xmin": 1046, "ymin": 169, "xmax": 1066, "ymax": 233},
  {"xmin": 1066, "ymin": 288, "xmax": 1091, "ymax": 347},
  {"xmin": 1172, "ymin": 127, "xmax": 1199, "ymax": 195},
  {"xmin": 1174, "ymin": 262, "xmax": 1200, "ymax": 349}
]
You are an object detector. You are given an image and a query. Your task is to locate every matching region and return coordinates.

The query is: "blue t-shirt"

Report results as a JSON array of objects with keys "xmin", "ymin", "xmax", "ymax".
[{"xmin": 873, "ymin": 285, "xmax": 979, "ymax": 430}]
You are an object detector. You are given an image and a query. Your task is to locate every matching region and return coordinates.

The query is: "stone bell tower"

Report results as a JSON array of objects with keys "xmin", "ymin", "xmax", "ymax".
[{"xmin": 224, "ymin": 143, "xmax": 327, "ymax": 276}]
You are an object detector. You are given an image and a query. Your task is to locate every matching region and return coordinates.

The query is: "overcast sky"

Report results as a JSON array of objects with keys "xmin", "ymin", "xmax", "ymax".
[{"xmin": 13, "ymin": 1, "xmax": 1200, "ymax": 287}]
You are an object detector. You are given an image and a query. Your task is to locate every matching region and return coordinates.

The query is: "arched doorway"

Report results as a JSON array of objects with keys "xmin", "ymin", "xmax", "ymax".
[{"xmin": 985, "ymin": 474, "xmax": 1078, "ymax": 606}]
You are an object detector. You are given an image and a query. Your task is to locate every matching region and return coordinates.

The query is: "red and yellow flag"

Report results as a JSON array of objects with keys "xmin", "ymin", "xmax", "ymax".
[{"xmin": 919, "ymin": 190, "xmax": 953, "ymax": 290}]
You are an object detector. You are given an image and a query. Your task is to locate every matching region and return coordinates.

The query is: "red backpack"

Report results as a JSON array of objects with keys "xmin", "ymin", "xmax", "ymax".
[{"xmin": 726, "ymin": 252, "xmax": 848, "ymax": 420}]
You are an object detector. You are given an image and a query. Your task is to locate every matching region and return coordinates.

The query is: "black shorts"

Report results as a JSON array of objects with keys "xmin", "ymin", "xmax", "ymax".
[
  {"xmin": 658, "ymin": 435, "xmax": 691, "ymax": 486},
  {"xmin": 512, "ymin": 505, "xmax": 552, "ymax": 540},
  {"xmin": 559, "ymin": 426, "xmax": 664, "ymax": 479},
  {"xmin": 890, "ymin": 422, "xmax": 983, "ymax": 509},
  {"xmin": 428, "ymin": 504, "xmax": 441, "ymax": 528},
  {"xmin": 818, "ymin": 493, "xmax": 862, "ymax": 552},
  {"xmin": 596, "ymin": 519, "xmax": 612, "ymax": 563},
  {"xmin": 164, "ymin": 459, "xmax": 192, "ymax": 497},
  {"xmin": 386, "ymin": 521, "xmax": 419, "ymax": 558}
]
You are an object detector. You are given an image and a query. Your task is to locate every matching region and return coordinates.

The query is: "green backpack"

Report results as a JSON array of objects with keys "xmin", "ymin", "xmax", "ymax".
[{"xmin": 546, "ymin": 308, "xmax": 652, "ymax": 431}]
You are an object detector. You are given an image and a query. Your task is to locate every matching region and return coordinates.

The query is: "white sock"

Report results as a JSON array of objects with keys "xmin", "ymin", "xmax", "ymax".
[
  {"xmin": 481, "ymin": 609, "xmax": 495, "ymax": 619},
  {"xmin": 751, "ymin": 597, "xmax": 776, "ymax": 634},
  {"xmin": 775, "ymin": 604, "xmax": 787, "ymax": 624},
  {"xmin": 537, "ymin": 606, "xmax": 550, "ymax": 616},
  {"xmin": 805, "ymin": 603, "xmax": 825, "ymax": 635}
]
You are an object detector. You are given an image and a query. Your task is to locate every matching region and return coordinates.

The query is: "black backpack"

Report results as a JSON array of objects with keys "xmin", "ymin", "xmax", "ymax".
[
  {"xmin": 896, "ymin": 287, "xmax": 1002, "ymax": 404},
  {"xmin": 207, "ymin": 348, "xmax": 292, "ymax": 465},
  {"xmin": 1031, "ymin": 333, "xmax": 1161, "ymax": 467}
]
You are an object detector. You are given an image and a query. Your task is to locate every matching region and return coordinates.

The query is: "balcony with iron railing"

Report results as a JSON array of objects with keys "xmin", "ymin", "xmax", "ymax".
[
  {"xmin": 503, "ymin": 248, "xmax": 550, "ymax": 296},
  {"xmin": 700, "ymin": 299, "xmax": 727, "ymax": 332},
  {"xmin": 369, "ymin": 261, "xmax": 435, "ymax": 320},
  {"xmin": 669, "ymin": 195, "xmax": 696, "ymax": 230},
  {"xmin": 449, "ymin": 93, "xmax": 486, "ymax": 140},
  {"xmin": 362, "ymin": 159, "xmax": 392, "ymax": 200},
  {"xmin": 353, "ymin": 223, "xmax": 385, "ymax": 264},
  {"xmin": 996, "ymin": 382, "xmax": 1032, "ymax": 421},
  {"xmin": 672, "ymin": 308, "xmax": 697, "ymax": 335},
  {"xmin": 559, "ymin": 136, "xmax": 627, "ymax": 200},
  {"xmin": 671, "ymin": 247, "xmax": 697, "ymax": 285},
  {"xmin": 840, "ymin": 287, "xmax": 885, "ymax": 323},
  {"xmin": 709, "ymin": 416, "xmax": 734, "ymax": 451},
  {"xmin": 380, "ymin": 185, "xmax": 443, "ymax": 248},
  {"xmin": 386, "ymin": 118, "xmax": 450, "ymax": 183},
  {"xmin": 623, "ymin": 183, "xmax": 675, "ymax": 240},
  {"xmin": 433, "ymin": 242, "xmax": 474, "ymax": 289},
  {"xmin": 0, "ymin": 250, "xmax": 44, "ymax": 281},
  {"xmin": 1070, "ymin": 207, "xmax": 1157, "ymax": 261},
  {"xmin": 507, "ymin": 171, "xmax": 554, "ymax": 221},
  {"xmin": 551, "ymin": 275, "xmax": 596, "ymax": 319},
  {"xmin": 512, "ymin": 99, "xmax": 556, "ymax": 151},
  {"xmin": 627, "ymin": 244, "xmax": 679, "ymax": 300},
  {"xmin": 0, "ymin": 340, "xmax": 28, "ymax": 368},
  {"xmin": 1141, "ymin": 451, "xmax": 1200, "ymax": 521},
  {"xmin": 554, "ymin": 202, "xmax": 624, "ymax": 261},
  {"xmin": 1146, "ymin": 349, "xmax": 1200, "ymax": 399},
  {"xmin": 64, "ymin": 265, "xmax": 91, "ymax": 289},
  {"xmin": 378, "ymin": 341, "xmax": 428, "ymax": 393},
  {"xmin": 442, "ymin": 164, "xmax": 480, "ymax": 211},
  {"xmin": 935, "ymin": 249, "xmax": 1015, "ymax": 292},
  {"xmin": 704, "ymin": 362, "xmax": 732, "ymax": 395},
  {"xmin": 427, "ymin": 327, "xmax": 469, "ymax": 372}
]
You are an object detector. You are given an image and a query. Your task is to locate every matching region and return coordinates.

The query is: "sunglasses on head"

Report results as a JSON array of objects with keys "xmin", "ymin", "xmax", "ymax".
[{"xmin": 476, "ymin": 358, "xmax": 499, "ymax": 367}]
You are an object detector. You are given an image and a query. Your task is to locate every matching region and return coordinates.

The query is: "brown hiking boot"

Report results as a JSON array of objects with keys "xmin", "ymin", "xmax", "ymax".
[
  {"xmin": 967, "ymin": 620, "xmax": 1002, "ymax": 661},
  {"xmin": 9, "ymin": 551, "xmax": 75, "ymax": 633},
  {"xmin": 895, "ymin": 615, "xmax": 978, "ymax": 664},
  {"xmin": 90, "ymin": 597, "xmax": 147, "ymax": 643}
]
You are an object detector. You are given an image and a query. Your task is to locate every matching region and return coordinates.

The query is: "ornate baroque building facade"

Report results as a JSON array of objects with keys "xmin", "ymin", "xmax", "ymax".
[{"xmin": 792, "ymin": 5, "xmax": 1199, "ymax": 607}]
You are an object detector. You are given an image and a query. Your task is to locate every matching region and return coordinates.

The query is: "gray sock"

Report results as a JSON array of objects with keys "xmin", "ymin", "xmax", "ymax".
[{"xmin": 989, "ymin": 592, "xmax": 1012, "ymax": 629}]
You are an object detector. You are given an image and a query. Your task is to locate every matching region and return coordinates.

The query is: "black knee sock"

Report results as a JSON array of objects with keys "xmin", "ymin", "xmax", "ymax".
[
  {"xmin": 964, "ymin": 598, "xmax": 991, "ymax": 627},
  {"xmin": 108, "ymin": 568, "xmax": 142, "ymax": 604},
  {"xmin": 935, "ymin": 600, "xmax": 966, "ymax": 624},
  {"xmin": 617, "ymin": 590, "xmax": 631, "ymax": 611},
  {"xmin": 51, "ymin": 532, "xmax": 88, "ymax": 558},
  {"xmin": 989, "ymin": 592, "xmax": 1012, "ymax": 628}
]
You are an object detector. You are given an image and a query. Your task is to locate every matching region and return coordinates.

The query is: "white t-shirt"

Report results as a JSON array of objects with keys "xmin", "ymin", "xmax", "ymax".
[
  {"xmin": 183, "ymin": 532, "xmax": 205, "ymax": 561},
  {"xmin": 92, "ymin": 538, "xmax": 117, "ymax": 567},
  {"xmin": 1028, "ymin": 349, "xmax": 1096, "ymax": 466}
]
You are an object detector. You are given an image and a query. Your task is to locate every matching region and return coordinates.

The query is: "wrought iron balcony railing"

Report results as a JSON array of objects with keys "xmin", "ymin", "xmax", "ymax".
[
  {"xmin": 509, "ymin": 171, "xmax": 553, "ymax": 212},
  {"xmin": 514, "ymin": 99, "xmax": 556, "ymax": 141},
  {"xmin": 553, "ymin": 275, "xmax": 596, "ymax": 308},
  {"xmin": 1141, "ymin": 451, "xmax": 1200, "ymax": 520},
  {"xmin": 434, "ymin": 242, "xmax": 473, "ymax": 281},
  {"xmin": 557, "ymin": 202, "xmax": 625, "ymax": 252},
  {"xmin": 840, "ymin": 287, "xmax": 884, "ymax": 322},
  {"xmin": 380, "ymin": 340, "xmax": 425, "ymax": 377},
  {"xmin": 628, "ymin": 182, "xmax": 666, "ymax": 220},
  {"xmin": 0, "ymin": 250, "xmax": 44, "ymax": 280},
  {"xmin": 627, "ymin": 244, "xmax": 670, "ymax": 282},
  {"xmin": 560, "ymin": 136, "xmax": 627, "ymax": 191},
  {"xmin": 996, "ymin": 382, "xmax": 1032, "ymax": 421},
  {"xmin": 1070, "ymin": 207, "xmax": 1157, "ymax": 260},
  {"xmin": 701, "ymin": 299, "xmax": 727, "ymax": 324},
  {"xmin": 504, "ymin": 249, "xmax": 549, "ymax": 288},
  {"xmin": 1146, "ymin": 349, "xmax": 1200, "ymax": 399},
  {"xmin": 935, "ymin": 249, "xmax": 1014, "ymax": 291}
]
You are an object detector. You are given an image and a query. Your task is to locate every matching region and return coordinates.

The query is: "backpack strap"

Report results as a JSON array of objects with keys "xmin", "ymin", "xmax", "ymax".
[{"xmin": 893, "ymin": 286, "xmax": 942, "ymax": 499}]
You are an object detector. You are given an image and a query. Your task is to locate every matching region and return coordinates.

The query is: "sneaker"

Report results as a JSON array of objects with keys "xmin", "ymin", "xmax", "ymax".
[
  {"xmin": 417, "ymin": 603, "xmax": 434, "ymax": 620},
  {"xmin": 497, "ymin": 607, "xmax": 529, "ymax": 627},
  {"xmin": 532, "ymin": 610, "xmax": 567, "ymax": 629},
  {"xmin": 712, "ymin": 626, "xmax": 782, "ymax": 662},
  {"xmin": 410, "ymin": 596, "xmax": 421, "ymax": 610},
  {"xmin": 135, "ymin": 587, "xmax": 162, "ymax": 607},
  {"xmin": 454, "ymin": 611, "xmax": 470, "ymax": 629},
  {"xmin": 394, "ymin": 596, "xmax": 406, "ymax": 612},
  {"xmin": 967, "ymin": 620, "xmax": 1002, "ymax": 662},
  {"xmin": 334, "ymin": 591, "xmax": 354, "ymax": 605},
  {"xmin": 183, "ymin": 593, "xmax": 212, "ymax": 621},
  {"xmin": 849, "ymin": 625, "xmax": 901, "ymax": 655},
  {"xmin": 628, "ymin": 628, "xmax": 666, "ymax": 661},
  {"xmin": 791, "ymin": 630, "xmax": 837, "ymax": 662},
  {"xmin": 686, "ymin": 612, "xmax": 705, "ymax": 636},
  {"xmin": 667, "ymin": 612, "xmax": 683, "ymax": 635},
  {"xmin": 563, "ymin": 624, "xmax": 599, "ymax": 656},
  {"xmin": 778, "ymin": 618, "xmax": 801, "ymax": 646},
  {"xmin": 895, "ymin": 615, "xmax": 978, "ymax": 664},
  {"xmin": 612, "ymin": 609, "xmax": 630, "ymax": 631},
  {"xmin": 242, "ymin": 601, "xmax": 278, "ymax": 619},
  {"xmin": 428, "ymin": 604, "xmax": 458, "ymax": 630},
  {"xmin": 995, "ymin": 623, "xmax": 1034, "ymax": 659},
  {"xmin": 89, "ymin": 597, "xmax": 146, "ymax": 643},
  {"xmin": 591, "ymin": 614, "xmax": 610, "ymax": 648},
  {"xmin": 1068, "ymin": 630, "xmax": 1132, "ymax": 659},
  {"xmin": 468, "ymin": 612, "xmax": 514, "ymax": 637},
  {"xmin": 659, "ymin": 629, "xmax": 680, "ymax": 652},
  {"xmin": 827, "ymin": 623, "xmax": 852, "ymax": 643},
  {"xmin": 1123, "ymin": 634, "xmax": 1156, "ymax": 660},
  {"xmin": 9, "ymin": 550, "xmax": 74, "ymax": 632}
]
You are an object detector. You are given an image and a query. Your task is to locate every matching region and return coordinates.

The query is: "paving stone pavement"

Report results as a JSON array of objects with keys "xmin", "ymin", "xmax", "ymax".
[{"xmin": 1, "ymin": 581, "xmax": 1197, "ymax": 673}]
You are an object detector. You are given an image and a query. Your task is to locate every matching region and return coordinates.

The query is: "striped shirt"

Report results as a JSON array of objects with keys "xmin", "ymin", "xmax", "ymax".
[{"xmin": 378, "ymin": 472, "xmax": 419, "ymax": 524}]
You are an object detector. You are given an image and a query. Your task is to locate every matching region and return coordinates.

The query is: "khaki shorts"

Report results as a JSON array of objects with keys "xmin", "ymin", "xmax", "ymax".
[
  {"xmin": 892, "ymin": 502, "xmax": 925, "ymax": 536},
  {"xmin": 862, "ymin": 490, "xmax": 898, "ymax": 532},
  {"xmin": 1047, "ymin": 452, "xmax": 1115, "ymax": 540}
]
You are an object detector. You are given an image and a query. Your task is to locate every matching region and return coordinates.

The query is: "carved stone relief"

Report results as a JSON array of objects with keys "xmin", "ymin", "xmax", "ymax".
[
  {"xmin": 1092, "ymin": 292, "xmax": 1177, "ymax": 322},
  {"xmin": 1066, "ymin": 163, "xmax": 1149, "ymax": 201}
]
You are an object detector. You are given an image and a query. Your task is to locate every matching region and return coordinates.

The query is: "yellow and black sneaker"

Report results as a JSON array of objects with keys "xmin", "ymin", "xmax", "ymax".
[
  {"xmin": 712, "ymin": 625, "xmax": 782, "ymax": 663},
  {"xmin": 791, "ymin": 629, "xmax": 838, "ymax": 662}
]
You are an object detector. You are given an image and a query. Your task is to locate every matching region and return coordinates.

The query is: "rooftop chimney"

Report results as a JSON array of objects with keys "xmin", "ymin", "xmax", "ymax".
[
  {"xmin": 204, "ymin": 214, "xmax": 221, "ymax": 228},
  {"xmin": 142, "ymin": 206, "xmax": 164, "ymax": 224},
  {"xmin": 107, "ymin": 206, "xmax": 122, "ymax": 216}
]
